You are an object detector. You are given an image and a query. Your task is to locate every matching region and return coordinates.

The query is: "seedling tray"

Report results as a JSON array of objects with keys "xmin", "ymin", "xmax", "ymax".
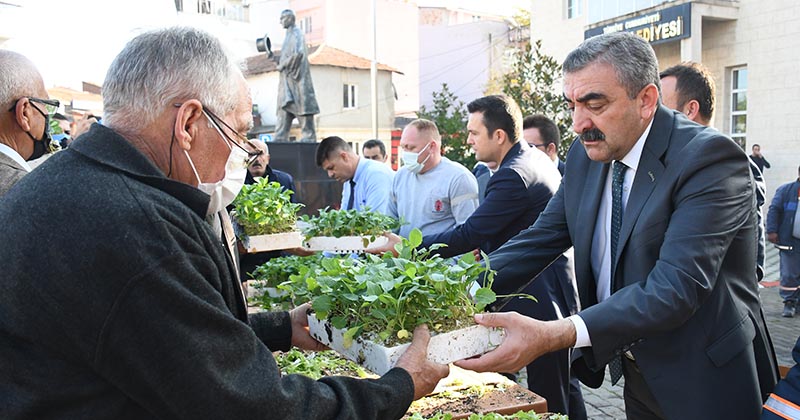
[
  {"xmin": 303, "ymin": 235, "xmax": 389, "ymax": 254},
  {"xmin": 241, "ymin": 231, "xmax": 303, "ymax": 253},
  {"xmin": 308, "ymin": 313, "xmax": 505, "ymax": 375}
]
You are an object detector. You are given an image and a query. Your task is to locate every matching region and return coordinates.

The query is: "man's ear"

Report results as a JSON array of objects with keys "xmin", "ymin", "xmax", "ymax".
[
  {"xmin": 173, "ymin": 100, "xmax": 204, "ymax": 151},
  {"xmin": 546, "ymin": 143, "xmax": 558, "ymax": 156},
  {"xmin": 639, "ymin": 84, "xmax": 660, "ymax": 119},
  {"xmin": 683, "ymin": 99, "xmax": 701, "ymax": 121},
  {"xmin": 12, "ymin": 98, "xmax": 34, "ymax": 132},
  {"xmin": 493, "ymin": 128, "xmax": 508, "ymax": 145}
]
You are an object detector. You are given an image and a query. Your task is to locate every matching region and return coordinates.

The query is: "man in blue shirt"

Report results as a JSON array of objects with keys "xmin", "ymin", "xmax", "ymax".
[{"xmin": 315, "ymin": 135, "xmax": 393, "ymax": 214}]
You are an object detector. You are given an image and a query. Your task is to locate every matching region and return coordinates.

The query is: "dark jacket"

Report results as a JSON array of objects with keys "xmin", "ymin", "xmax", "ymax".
[
  {"xmin": 762, "ymin": 337, "xmax": 800, "ymax": 419},
  {"xmin": 0, "ymin": 125, "xmax": 413, "ymax": 419},
  {"xmin": 422, "ymin": 142, "xmax": 561, "ymax": 257},
  {"xmin": 767, "ymin": 178, "xmax": 800, "ymax": 250}
]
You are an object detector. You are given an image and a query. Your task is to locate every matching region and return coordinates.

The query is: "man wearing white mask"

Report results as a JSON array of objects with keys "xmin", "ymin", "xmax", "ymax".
[
  {"xmin": 0, "ymin": 27, "xmax": 448, "ymax": 419},
  {"xmin": 388, "ymin": 119, "xmax": 478, "ymax": 238}
]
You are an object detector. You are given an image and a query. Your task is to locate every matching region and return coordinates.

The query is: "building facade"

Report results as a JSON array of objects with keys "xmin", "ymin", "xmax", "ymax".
[{"xmin": 530, "ymin": 0, "xmax": 800, "ymax": 204}]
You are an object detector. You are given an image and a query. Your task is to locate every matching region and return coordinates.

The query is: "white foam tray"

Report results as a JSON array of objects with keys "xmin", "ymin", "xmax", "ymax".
[
  {"xmin": 303, "ymin": 235, "xmax": 389, "ymax": 254},
  {"xmin": 308, "ymin": 313, "xmax": 505, "ymax": 375},
  {"xmin": 241, "ymin": 231, "xmax": 303, "ymax": 253}
]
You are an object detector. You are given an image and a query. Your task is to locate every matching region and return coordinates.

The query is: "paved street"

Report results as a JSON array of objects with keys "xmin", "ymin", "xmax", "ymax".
[{"xmin": 579, "ymin": 245, "xmax": 799, "ymax": 419}]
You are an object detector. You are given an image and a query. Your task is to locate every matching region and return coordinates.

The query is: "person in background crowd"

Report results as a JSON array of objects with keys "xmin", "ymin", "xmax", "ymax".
[
  {"xmin": 523, "ymin": 114, "xmax": 565, "ymax": 175},
  {"xmin": 455, "ymin": 32, "xmax": 778, "ymax": 420},
  {"xmin": 315, "ymin": 135, "xmax": 394, "ymax": 214},
  {"xmin": 0, "ymin": 27, "xmax": 447, "ymax": 419},
  {"xmin": 236, "ymin": 139, "xmax": 298, "ymax": 281},
  {"xmin": 766, "ymin": 165, "xmax": 800, "ymax": 318},
  {"xmin": 751, "ymin": 144, "xmax": 771, "ymax": 174},
  {"xmin": 762, "ymin": 336, "xmax": 800, "ymax": 419},
  {"xmin": 659, "ymin": 61, "xmax": 768, "ymax": 282},
  {"xmin": 362, "ymin": 138, "xmax": 388, "ymax": 163},
  {"xmin": 0, "ymin": 50, "xmax": 57, "ymax": 196},
  {"xmin": 388, "ymin": 118, "xmax": 478, "ymax": 238},
  {"xmin": 52, "ymin": 112, "xmax": 73, "ymax": 148}
]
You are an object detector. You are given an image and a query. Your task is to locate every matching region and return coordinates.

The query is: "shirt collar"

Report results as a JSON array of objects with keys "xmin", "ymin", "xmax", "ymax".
[
  {"xmin": 617, "ymin": 117, "xmax": 653, "ymax": 171},
  {"xmin": 0, "ymin": 143, "xmax": 31, "ymax": 172},
  {"xmin": 352, "ymin": 156, "xmax": 368, "ymax": 184}
]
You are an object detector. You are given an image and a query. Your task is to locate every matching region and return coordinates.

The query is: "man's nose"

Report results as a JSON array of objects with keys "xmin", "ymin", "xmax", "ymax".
[{"xmin": 572, "ymin": 108, "xmax": 593, "ymax": 135}]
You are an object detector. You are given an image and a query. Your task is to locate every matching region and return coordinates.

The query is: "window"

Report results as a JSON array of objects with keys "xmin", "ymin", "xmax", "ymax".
[
  {"xmin": 299, "ymin": 16, "xmax": 312, "ymax": 34},
  {"xmin": 730, "ymin": 67, "xmax": 747, "ymax": 149},
  {"xmin": 343, "ymin": 84, "xmax": 357, "ymax": 109},
  {"xmin": 174, "ymin": 0, "xmax": 183, "ymax": 12},
  {"xmin": 198, "ymin": 0, "xmax": 211, "ymax": 14},
  {"xmin": 567, "ymin": 0, "xmax": 582, "ymax": 19}
]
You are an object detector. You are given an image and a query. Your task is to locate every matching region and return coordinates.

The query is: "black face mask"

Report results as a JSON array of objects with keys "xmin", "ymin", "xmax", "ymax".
[{"xmin": 26, "ymin": 104, "xmax": 52, "ymax": 161}]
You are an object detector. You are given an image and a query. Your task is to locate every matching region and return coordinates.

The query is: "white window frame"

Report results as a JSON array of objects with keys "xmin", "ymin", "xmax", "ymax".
[
  {"xmin": 730, "ymin": 66, "xmax": 747, "ymax": 148},
  {"xmin": 343, "ymin": 84, "xmax": 357, "ymax": 110},
  {"xmin": 566, "ymin": 0, "xmax": 582, "ymax": 19}
]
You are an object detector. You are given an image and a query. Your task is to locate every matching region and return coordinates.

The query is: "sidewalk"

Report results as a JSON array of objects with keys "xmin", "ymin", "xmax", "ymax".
[{"xmin": 579, "ymin": 244, "xmax": 798, "ymax": 419}]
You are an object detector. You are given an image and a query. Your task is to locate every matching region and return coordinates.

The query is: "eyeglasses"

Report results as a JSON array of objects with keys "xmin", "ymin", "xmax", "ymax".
[
  {"xmin": 173, "ymin": 103, "xmax": 262, "ymax": 166},
  {"xmin": 529, "ymin": 143, "xmax": 547, "ymax": 149},
  {"xmin": 8, "ymin": 97, "xmax": 60, "ymax": 116}
]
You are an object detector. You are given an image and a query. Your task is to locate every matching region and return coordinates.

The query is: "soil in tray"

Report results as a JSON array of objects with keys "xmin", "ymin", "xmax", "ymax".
[{"xmin": 404, "ymin": 383, "xmax": 542, "ymax": 419}]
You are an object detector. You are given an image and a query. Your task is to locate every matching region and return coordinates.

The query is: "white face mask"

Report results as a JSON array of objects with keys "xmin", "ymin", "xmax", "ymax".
[
  {"xmin": 184, "ymin": 117, "xmax": 249, "ymax": 217},
  {"xmin": 402, "ymin": 142, "xmax": 432, "ymax": 174}
]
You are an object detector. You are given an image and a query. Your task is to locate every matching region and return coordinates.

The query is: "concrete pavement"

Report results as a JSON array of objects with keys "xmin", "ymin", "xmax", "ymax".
[{"xmin": 578, "ymin": 244, "xmax": 798, "ymax": 419}]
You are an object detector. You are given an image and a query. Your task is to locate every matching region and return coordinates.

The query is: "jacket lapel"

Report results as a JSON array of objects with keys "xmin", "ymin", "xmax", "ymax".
[
  {"xmin": 575, "ymin": 160, "xmax": 609, "ymax": 306},
  {"xmin": 612, "ymin": 106, "xmax": 672, "ymax": 289}
]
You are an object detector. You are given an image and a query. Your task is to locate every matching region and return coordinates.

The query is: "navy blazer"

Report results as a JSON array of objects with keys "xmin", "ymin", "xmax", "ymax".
[
  {"xmin": 486, "ymin": 105, "xmax": 779, "ymax": 419},
  {"xmin": 421, "ymin": 142, "xmax": 561, "ymax": 257}
]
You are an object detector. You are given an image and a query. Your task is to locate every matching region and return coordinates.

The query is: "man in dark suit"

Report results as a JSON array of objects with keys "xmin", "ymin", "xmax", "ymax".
[
  {"xmin": 456, "ymin": 32, "xmax": 779, "ymax": 420},
  {"xmin": 375, "ymin": 95, "xmax": 586, "ymax": 419},
  {"xmin": 523, "ymin": 114, "xmax": 565, "ymax": 175}
]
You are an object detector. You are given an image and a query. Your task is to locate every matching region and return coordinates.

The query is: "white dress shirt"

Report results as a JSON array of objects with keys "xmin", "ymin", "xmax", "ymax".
[{"xmin": 568, "ymin": 118, "xmax": 654, "ymax": 348}]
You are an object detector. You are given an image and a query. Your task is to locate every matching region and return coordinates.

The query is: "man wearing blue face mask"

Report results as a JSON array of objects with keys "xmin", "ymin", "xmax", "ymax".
[
  {"xmin": 0, "ymin": 50, "xmax": 57, "ymax": 196},
  {"xmin": 0, "ymin": 27, "xmax": 448, "ymax": 419},
  {"xmin": 388, "ymin": 119, "xmax": 478, "ymax": 238}
]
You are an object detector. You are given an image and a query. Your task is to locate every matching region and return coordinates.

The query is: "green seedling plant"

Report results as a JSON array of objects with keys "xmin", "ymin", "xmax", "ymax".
[
  {"xmin": 302, "ymin": 229, "xmax": 533, "ymax": 347},
  {"xmin": 301, "ymin": 207, "xmax": 401, "ymax": 244},
  {"xmin": 275, "ymin": 348, "xmax": 371, "ymax": 379},
  {"xmin": 232, "ymin": 178, "xmax": 304, "ymax": 236},
  {"xmin": 250, "ymin": 254, "xmax": 326, "ymax": 310}
]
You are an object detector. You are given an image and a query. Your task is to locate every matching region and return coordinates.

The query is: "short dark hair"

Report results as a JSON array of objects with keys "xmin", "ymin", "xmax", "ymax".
[
  {"xmin": 752, "ymin": 144, "xmax": 761, "ymax": 149},
  {"xmin": 362, "ymin": 139, "xmax": 386, "ymax": 157},
  {"xmin": 316, "ymin": 136, "xmax": 351, "ymax": 167},
  {"xmin": 466, "ymin": 95, "xmax": 522, "ymax": 144},
  {"xmin": 659, "ymin": 62, "xmax": 715, "ymax": 122},
  {"xmin": 523, "ymin": 114, "xmax": 560, "ymax": 148}
]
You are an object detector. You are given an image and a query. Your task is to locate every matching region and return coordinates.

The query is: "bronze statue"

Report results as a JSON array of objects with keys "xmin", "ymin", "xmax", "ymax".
[{"xmin": 275, "ymin": 9, "xmax": 319, "ymax": 142}]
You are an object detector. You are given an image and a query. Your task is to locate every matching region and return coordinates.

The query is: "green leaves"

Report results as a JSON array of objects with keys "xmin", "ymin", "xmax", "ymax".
[
  {"xmin": 301, "ymin": 207, "xmax": 400, "ymax": 239},
  {"xmin": 232, "ymin": 178, "xmax": 304, "ymax": 236}
]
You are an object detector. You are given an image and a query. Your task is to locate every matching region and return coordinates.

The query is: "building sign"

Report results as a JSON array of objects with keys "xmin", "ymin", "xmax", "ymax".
[{"xmin": 584, "ymin": 3, "xmax": 691, "ymax": 45}]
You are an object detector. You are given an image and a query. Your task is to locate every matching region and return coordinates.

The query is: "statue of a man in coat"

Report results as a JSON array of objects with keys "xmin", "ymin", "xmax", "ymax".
[{"xmin": 275, "ymin": 9, "xmax": 320, "ymax": 142}]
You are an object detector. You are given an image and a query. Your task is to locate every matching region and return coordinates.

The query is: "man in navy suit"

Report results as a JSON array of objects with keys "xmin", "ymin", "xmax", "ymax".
[
  {"xmin": 375, "ymin": 94, "xmax": 586, "ymax": 419},
  {"xmin": 456, "ymin": 32, "xmax": 778, "ymax": 420}
]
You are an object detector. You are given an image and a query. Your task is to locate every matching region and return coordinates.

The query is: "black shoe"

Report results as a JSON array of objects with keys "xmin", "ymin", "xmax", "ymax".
[{"xmin": 783, "ymin": 302, "xmax": 796, "ymax": 318}]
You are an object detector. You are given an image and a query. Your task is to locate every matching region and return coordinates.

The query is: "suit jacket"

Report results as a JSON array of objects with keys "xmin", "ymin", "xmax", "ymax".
[
  {"xmin": 487, "ymin": 105, "xmax": 779, "ymax": 420},
  {"xmin": 422, "ymin": 142, "xmax": 561, "ymax": 257},
  {"xmin": 0, "ymin": 152, "xmax": 27, "ymax": 197},
  {"xmin": 557, "ymin": 159, "xmax": 565, "ymax": 176}
]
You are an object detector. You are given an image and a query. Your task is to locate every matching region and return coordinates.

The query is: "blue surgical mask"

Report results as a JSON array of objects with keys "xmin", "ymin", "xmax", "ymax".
[{"xmin": 402, "ymin": 142, "xmax": 432, "ymax": 174}]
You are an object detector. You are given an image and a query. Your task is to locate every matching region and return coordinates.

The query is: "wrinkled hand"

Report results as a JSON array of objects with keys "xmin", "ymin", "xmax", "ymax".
[
  {"xmin": 366, "ymin": 232, "xmax": 402, "ymax": 256},
  {"xmin": 454, "ymin": 312, "xmax": 575, "ymax": 374},
  {"xmin": 767, "ymin": 232, "xmax": 778, "ymax": 244},
  {"xmin": 394, "ymin": 325, "xmax": 449, "ymax": 400},
  {"xmin": 471, "ymin": 248, "xmax": 482, "ymax": 261},
  {"xmin": 289, "ymin": 303, "xmax": 327, "ymax": 351}
]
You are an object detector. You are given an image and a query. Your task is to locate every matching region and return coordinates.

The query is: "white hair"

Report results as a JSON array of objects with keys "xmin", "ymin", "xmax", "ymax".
[
  {"xmin": 102, "ymin": 27, "xmax": 241, "ymax": 130},
  {"xmin": 0, "ymin": 50, "xmax": 45, "ymax": 110}
]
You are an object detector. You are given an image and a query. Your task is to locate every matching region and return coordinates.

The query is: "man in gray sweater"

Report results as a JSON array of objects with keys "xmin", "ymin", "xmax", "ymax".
[{"xmin": 0, "ymin": 27, "xmax": 447, "ymax": 419}]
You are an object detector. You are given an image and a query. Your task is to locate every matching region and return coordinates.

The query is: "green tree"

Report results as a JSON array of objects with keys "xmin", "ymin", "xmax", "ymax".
[
  {"xmin": 417, "ymin": 83, "xmax": 475, "ymax": 170},
  {"xmin": 497, "ymin": 39, "xmax": 574, "ymax": 160}
]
